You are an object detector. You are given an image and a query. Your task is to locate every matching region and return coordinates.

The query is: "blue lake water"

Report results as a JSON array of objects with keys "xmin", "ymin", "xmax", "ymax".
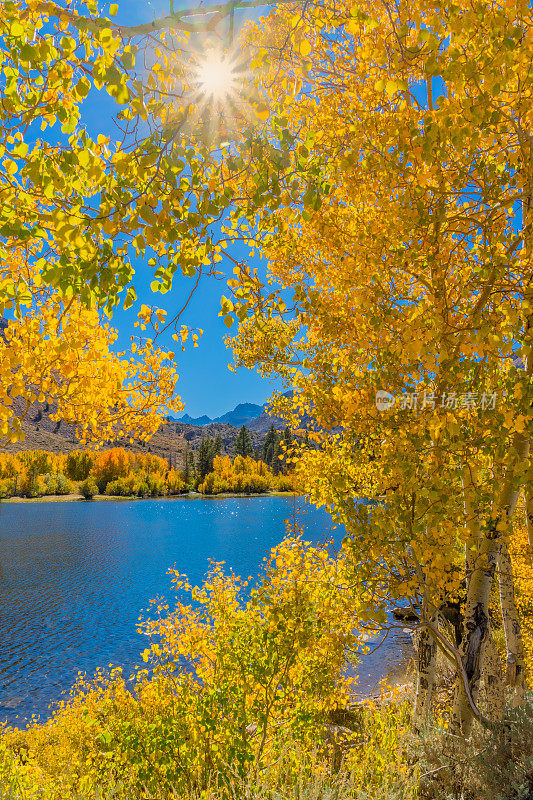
[{"xmin": 0, "ymin": 496, "xmax": 411, "ymax": 727}]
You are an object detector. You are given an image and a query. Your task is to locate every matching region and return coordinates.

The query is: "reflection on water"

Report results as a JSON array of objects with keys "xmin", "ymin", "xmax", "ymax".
[{"xmin": 0, "ymin": 497, "xmax": 411, "ymax": 726}]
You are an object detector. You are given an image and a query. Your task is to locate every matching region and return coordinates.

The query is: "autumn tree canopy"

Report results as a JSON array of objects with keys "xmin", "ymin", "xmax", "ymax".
[
  {"xmin": 0, "ymin": 0, "xmax": 285, "ymax": 442},
  {"xmin": 4, "ymin": 0, "xmax": 533, "ymax": 737},
  {"xmin": 224, "ymin": 0, "xmax": 533, "ymax": 733}
]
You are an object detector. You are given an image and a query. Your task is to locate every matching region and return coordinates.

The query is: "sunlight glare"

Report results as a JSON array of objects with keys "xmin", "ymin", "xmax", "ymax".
[{"xmin": 197, "ymin": 53, "xmax": 236, "ymax": 98}]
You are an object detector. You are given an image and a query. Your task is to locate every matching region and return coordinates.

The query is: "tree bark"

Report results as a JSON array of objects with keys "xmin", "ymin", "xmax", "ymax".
[
  {"xmin": 498, "ymin": 537, "xmax": 526, "ymax": 705},
  {"xmin": 451, "ymin": 431, "xmax": 530, "ymax": 736},
  {"xmin": 481, "ymin": 630, "xmax": 504, "ymax": 723},
  {"xmin": 413, "ymin": 623, "xmax": 437, "ymax": 733},
  {"xmin": 450, "ymin": 534, "xmax": 497, "ymax": 736}
]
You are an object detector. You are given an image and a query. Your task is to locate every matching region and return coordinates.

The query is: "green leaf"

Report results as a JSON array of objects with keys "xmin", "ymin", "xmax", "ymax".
[
  {"xmin": 74, "ymin": 78, "xmax": 91, "ymax": 98},
  {"xmin": 123, "ymin": 286, "xmax": 137, "ymax": 310},
  {"xmin": 220, "ymin": 295, "xmax": 234, "ymax": 315}
]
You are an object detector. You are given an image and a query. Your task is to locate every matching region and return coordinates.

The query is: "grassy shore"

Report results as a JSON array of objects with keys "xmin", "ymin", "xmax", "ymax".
[{"xmin": 0, "ymin": 491, "xmax": 300, "ymax": 503}]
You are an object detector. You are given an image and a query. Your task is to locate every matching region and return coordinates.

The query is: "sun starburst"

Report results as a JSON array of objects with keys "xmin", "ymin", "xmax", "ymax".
[{"xmin": 196, "ymin": 52, "xmax": 237, "ymax": 99}]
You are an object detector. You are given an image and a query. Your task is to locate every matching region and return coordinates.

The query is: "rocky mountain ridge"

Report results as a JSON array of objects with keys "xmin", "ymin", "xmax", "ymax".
[
  {"xmin": 172, "ymin": 395, "xmax": 293, "ymax": 432},
  {"xmin": 0, "ymin": 397, "xmax": 290, "ymax": 466}
]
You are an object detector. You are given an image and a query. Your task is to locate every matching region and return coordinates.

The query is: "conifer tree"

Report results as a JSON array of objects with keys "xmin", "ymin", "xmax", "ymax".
[
  {"xmin": 197, "ymin": 438, "xmax": 215, "ymax": 481},
  {"xmin": 187, "ymin": 451, "xmax": 196, "ymax": 486},
  {"xmin": 262, "ymin": 424, "xmax": 277, "ymax": 467},
  {"xmin": 272, "ymin": 437, "xmax": 283, "ymax": 476},
  {"xmin": 234, "ymin": 425, "xmax": 253, "ymax": 457}
]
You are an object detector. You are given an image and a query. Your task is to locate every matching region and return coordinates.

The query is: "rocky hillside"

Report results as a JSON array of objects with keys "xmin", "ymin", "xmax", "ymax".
[{"xmin": 0, "ymin": 399, "xmax": 272, "ymax": 467}]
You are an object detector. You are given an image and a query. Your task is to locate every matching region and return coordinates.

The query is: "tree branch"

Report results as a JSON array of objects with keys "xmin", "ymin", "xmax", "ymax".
[{"xmin": 27, "ymin": 0, "xmax": 304, "ymax": 38}]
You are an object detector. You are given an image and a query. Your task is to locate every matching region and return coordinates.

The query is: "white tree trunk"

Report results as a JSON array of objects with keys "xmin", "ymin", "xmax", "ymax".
[
  {"xmin": 462, "ymin": 465, "xmax": 480, "ymax": 579},
  {"xmin": 450, "ymin": 531, "xmax": 497, "ymax": 736}
]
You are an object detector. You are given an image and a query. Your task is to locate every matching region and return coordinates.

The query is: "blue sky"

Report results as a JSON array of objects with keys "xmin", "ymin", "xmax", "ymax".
[{"xmin": 86, "ymin": 0, "xmax": 282, "ymax": 419}]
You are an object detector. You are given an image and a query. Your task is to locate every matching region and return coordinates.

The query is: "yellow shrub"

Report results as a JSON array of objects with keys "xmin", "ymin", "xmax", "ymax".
[
  {"xmin": 510, "ymin": 515, "xmax": 533, "ymax": 686},
  {"xmin": 199, "ymin": 455, "xmax": 283, "ymax": 494},
  {"xmin": 0, "ymin": 535, "xmax": 372, "ymax": 800}
]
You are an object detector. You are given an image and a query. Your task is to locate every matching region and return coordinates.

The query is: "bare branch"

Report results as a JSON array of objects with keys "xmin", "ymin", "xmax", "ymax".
[{"xmin": 26, "ymin": 0, "xmax": 305, "ymax": 38}]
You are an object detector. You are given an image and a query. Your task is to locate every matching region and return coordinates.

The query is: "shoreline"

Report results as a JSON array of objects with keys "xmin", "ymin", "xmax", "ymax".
[{"xmin": 0, "ymin": 491, "xmax": 300, "ymax": 504}]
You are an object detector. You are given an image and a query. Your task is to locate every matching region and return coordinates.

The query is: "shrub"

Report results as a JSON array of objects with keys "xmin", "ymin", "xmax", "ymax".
[
  {"xmin": 276, "ymin": 474, "xmax": 297, "ymax": 492},
  {"xmin": 105, "ymin": 477, "xmax": 130, "ymax": 497},
  {"xmin": 39, "ymin": 473, "xmax": 73, "ymax": 495},
  {"xmin": 104, "ymin": 473, "xmax": 163, "ymax": 497},
  {"xmin": 55, "ymin": 473, "xmax": 74, "ymax": 495},
  {"xmin": 0, "ymin": 537, "xmax": 374, "ymax": 800},
  {"xmin": 198, "ymin": 455, "xmax": 277, "ymax": 495},
  {"xmin": 65, "ymin": 450, "xmax": 96, "ymax": 481},
  {"xmin": 417, "ymin": 695, "xmax": 533, "ymax": 800},
  {"xmin": 144, "ymin": 472, "xmax": 167, "ymax": 497},
  {"xmin": 42, "ymin": 473, "xmax": 57, "ymax": 494},
  {"xmin": 135, "ymin": 480, "xmax": 149, "ymax": 497},
  {"xmin": 0, "ymin": 478, "xmax": 13, "ymax": 498},
  {"xmin": 166, "ymin": 468, "xmax": 186, "ymax": 495},
  {"xmin": 79, "ymin": 479, "xmax": 98, "ymax": 500}
]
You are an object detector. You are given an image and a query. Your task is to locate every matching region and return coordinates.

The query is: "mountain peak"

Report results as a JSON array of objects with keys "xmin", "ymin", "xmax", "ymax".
[
  {"xmin": 212, "ymin": 402, "xmax": 264, "ymax": 426},
  {"xmin": 177, "ymin": 392, "xmax": 295, "ymax": 430},
  {"xmin": 176, "ymin": 413, "xmax": 213, "ymax": 426}
]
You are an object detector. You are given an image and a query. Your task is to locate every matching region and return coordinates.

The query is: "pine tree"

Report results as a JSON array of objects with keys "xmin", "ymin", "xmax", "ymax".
[
  {"xmin": 234, "ymin": 425, "xmax": 253, "ymax": 457},
  {"xmin": 213, "ymin": 434, "xmax": 223, "ymax": 456},
  {"xmin": 187, "ymin": 452, "xmax": 196, "ymax": 484},
  {"xmin": 197, "ymin": 438, "xmax": 215, "ymax": 481},
  {"xmin": 182, "ymin": 443, "xmax": 196, "ymax": 487},
  {"xmin": 262, "ymin": 424, "xmax": 277, "ymax": 467},
  {"xmin": 272, "ymin": 437, "xmax": 283, "ymax": 476}
]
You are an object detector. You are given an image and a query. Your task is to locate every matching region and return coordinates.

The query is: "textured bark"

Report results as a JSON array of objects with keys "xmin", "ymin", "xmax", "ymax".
[
  {"xmin": 413, "ymin": 624, "xmax": 437, "ymax": 733},
  {"xmin": 481, "ymin": 632, "xmax": 504, "ymax": 723},
  {"xmin": 450, "ymin": 567, "xmax": 494, "ymax": 736},
  {"xmin": 498, "ymin": 538, "xmax": 526, "ymax": 705},
  {"xmin": 451, "ymin": 260, "xmax": 532, "ymax": 734},
  {"xmin": 450, "ymin": 474, "xmax": 498, "ymax": 736}
]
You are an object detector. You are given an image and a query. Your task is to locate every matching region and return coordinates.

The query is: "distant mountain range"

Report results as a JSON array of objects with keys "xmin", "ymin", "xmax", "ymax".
[
  {"xmin": 0, "ymin": 391, "xmax": 311, "ymax": 466},
  {"xmin": 170, "ymin": 396, "xmax": 292, "ymax": 431},
  {"xmin": 177, "ymin": 414, "xmax": 213, "ymax": 426}
]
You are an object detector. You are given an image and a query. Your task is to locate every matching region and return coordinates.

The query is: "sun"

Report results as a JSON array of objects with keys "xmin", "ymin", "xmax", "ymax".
[
  {"xmin": 196, "ymin": 51, "xmax": 237, "ymax": 99},
  {"xmin": 177, "ymin": 41, "xmax": 256, "ymax": 146}
]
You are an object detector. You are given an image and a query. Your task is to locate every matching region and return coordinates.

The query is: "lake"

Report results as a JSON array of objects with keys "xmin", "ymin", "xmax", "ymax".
[{"xmin": 0, "ymin": 496, "xmax": 411, "ymax": 726}]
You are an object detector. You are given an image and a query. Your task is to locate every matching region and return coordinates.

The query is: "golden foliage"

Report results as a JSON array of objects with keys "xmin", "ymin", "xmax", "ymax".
[
  {"xmin": 0, "ymin": 534, "xmax": 379, "ymax": 799},
  {"xmin": 198, "ymin": 455, "xmax": 298, "ymax": 494}
]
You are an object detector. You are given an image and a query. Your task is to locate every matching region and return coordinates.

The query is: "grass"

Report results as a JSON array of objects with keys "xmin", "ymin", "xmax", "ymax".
[
  {"xmin": 0, "ymin": 677, "xmax": 416, "ymax": 800},
  {"xmin": 0, "ymin": 491, "xmax": 302, "ymax": 503}
]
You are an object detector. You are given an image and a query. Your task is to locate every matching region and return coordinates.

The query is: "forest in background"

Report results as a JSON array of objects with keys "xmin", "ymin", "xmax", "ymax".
[{"xmin": 0, "ymin": 426, "xmax": 299, "ymax": 498}]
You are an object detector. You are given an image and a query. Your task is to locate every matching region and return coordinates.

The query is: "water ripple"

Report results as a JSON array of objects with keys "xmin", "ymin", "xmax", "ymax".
[{"xmin": 0, "ymin": 497, "xmax": 410, "ymax": 726}]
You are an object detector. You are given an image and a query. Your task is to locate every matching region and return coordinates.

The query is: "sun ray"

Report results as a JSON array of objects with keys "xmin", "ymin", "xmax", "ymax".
[{"xmin": 196, "ymin": 52, "xmax": 237, "ymax": 99}]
